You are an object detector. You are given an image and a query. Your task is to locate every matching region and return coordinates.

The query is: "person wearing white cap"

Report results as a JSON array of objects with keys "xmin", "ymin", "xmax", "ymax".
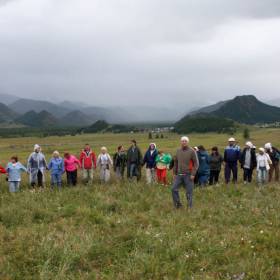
[
  {"xmin": 264, "ymin": 143, "xmax": 280, "ymax": 182},
  {"xmin": 224, "ymin": 137, "xmax": 241, "ymax": 185},
  {"xmin": 27, "ymin": 144, "xmax": 47, "ymax": 189},
  {"xmin": 240, "ymin": 141, "xmax": 257, "ymax": 184},
  {"xmin": 172, "ymin": 136, "xmax": 199, "ymax": 208},
  {"xmin": 256, "ymin": 148, "xmax": 272, "ymax": 186}
]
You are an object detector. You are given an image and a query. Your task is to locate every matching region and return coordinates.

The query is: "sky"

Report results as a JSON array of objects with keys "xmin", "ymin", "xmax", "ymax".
[{"xmin": 0, "ymin": 0, "xmax": 280, "ymax": 108}]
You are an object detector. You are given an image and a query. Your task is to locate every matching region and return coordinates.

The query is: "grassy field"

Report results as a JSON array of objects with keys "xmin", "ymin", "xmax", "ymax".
[{"xmin": 0, "ymin": 129, "xmax": 280, "ymax": 279}]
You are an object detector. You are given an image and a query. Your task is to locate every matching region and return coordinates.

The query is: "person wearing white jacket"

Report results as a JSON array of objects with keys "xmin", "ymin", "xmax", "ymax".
[
  {"xmin": 97, "ymin": 147, "xmax": 113, "ymax": 183},
  {"xmin": 256, "ymin": 148, "xmax": 272, "ymax": 186}
]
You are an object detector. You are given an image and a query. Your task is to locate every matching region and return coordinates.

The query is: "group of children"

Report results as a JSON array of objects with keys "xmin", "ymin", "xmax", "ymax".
[{"xmin": 0, "ymin": 138, "xmax": 279, "ymax": 193}]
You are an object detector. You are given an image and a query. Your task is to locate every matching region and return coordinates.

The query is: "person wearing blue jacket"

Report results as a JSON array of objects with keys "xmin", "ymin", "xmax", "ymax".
[
  {"xmin": 143, "ymin": 143, "xmax": 158, "ymax": 184},
  {"xmin": 6, "ymin": 156, "xmax": 27, "ymax": 193},
  {"xmin": 48, "ymin": 151, "xmax": 65, "ymax": 189},
  {"xmin": 224, "ymin": 138, "xmax": 241, "ymax": 184},
  {"xmin": 197, "ymin": 145, "xmax": 210, "ymax": 187}
]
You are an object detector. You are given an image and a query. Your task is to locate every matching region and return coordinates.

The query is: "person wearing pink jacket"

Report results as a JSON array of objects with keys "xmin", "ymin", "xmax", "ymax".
[{"xmin": 64, "ymin": 152, "xmax": 81, "ymax": 186}]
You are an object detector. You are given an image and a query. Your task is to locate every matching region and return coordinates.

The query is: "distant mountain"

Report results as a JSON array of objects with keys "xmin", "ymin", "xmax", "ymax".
[
  {"xmin": 175, "ymin": 95, "xmax": 280, "ymax": 133},
  {"xmin": 59, "ymin": 110, "xmax": 95, "ymax": 127},
  {"xmin": 9, "ymin": 98, "xmax": 71, "ymax": 118},
  {"xmin": 185, "ymin": 95, "xmax": 280, "ymax": 124},
  {"xmin": 212, "ymin": 95, "xmax": 280, "ymax": 124},
  {"xmin": 0, "ymin": 94, "xmax": 19, "ymax": 105},
  {"xmin": 16, "ymin": 110, "xmax": 58, "ymax": 127},
  {"xmin": 0, "ymin": 102, "xmax": 17, "ymax": 123}
]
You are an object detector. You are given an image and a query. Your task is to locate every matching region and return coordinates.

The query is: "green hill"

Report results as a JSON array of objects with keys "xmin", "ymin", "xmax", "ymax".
[
  {"xmin": 16, "ymin": 110, "xmax": 58, "ymax": 127},
  {"xmin": 174, "ymin": 114, "xmax": 236, "ymax": 134},
  {"xmin": 213, "ymin": 95, "xmax": 280, "ymax": 124}
]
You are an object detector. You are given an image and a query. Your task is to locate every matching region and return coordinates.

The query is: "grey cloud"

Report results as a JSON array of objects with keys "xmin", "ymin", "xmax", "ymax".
[{"xmin": 0, "ymin": 0, "xmax": 280, "ymax": 108}]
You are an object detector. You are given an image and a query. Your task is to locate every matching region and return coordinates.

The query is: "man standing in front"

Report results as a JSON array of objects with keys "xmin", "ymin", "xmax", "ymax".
[
  {"xmin": 172, "ymin": 136, "xmax": 199, "ymax": 209},
  {"xmin": 80, "ymin": 144, "xmax": 97, "ymax": 185}
]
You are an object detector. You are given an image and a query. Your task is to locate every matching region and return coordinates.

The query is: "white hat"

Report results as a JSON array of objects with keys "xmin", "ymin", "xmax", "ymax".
[
  {"xmin": 181, "ymin": 136, "xmax": 190, "ymax": 143},
  {"xmin": 264, "ymin": 143, "xmax": 272, "ymax": 150},
  {"xmin": 34, "ymin": 144, "xmax": 40, "ymax": 151},
  {"xmin": 246, "ymin": 141, "xmax": 253, "ymax": 148},
  {"xmin": 228, "ymin": 137, "xmax": 236, "ymax": 142},
  {"xmin": 259, "ymin": 147, "xmax": 265, "ymax": 152}
]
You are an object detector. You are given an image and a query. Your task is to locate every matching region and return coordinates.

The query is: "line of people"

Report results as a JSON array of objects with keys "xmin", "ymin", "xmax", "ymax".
[{"xmin": 0, "ymin": 138, "xmax": 279, "ymax": 211}]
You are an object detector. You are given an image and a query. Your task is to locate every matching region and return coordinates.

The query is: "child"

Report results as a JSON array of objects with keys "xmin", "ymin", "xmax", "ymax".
[
  {"xmin": 97, "ymin": 147, "xmax": 113, "ymax": 183},
  {"xmin": 6, "ymin": 156, "xmax": 27, "ymax": 193},
  {"xmin": 113, "ymin": 145, "xmax": 127, "ymax": 179},
  {"xmin": 155, "ymin": 150, "xmax": 172, "ymax": 185},
  {"xmin": 48, "ymin": 151, "xmax": 65, "ymax": 189},
  {"xmin": 256, "ymin": 148, "xmax": 272, "ymax": 186},
  {"xmin": 64, "ymin": 152, "xmax": 80, "ymax": 186}
]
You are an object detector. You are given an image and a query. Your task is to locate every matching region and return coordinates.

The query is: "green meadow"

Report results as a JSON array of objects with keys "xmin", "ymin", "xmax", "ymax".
[{"xmin": 0, "ymin": 129, "xmax": 280, "ymax": 279}]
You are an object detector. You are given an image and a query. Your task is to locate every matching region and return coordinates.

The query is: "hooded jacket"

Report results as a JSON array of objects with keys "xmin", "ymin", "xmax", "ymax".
[
  {"xmin": 80, "ymin": 150, "xmax": 97, "ymax": 170},
  {"xmin": 197, "ymin": 150, "xmax": 210, "ymax": 176},
  {"xmin": 240, "ymin": 148, "xmax": 257, "ymax": 169},
  {"xmin": 143, "ymin": 144, "xmax": 158, "ymax": 169}
]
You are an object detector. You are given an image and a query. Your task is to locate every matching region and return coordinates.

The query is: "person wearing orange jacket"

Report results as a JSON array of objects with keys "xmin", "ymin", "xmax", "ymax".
[{"xmin": 80, "ymin": 144, "xmax": 97, "ymax": 185}]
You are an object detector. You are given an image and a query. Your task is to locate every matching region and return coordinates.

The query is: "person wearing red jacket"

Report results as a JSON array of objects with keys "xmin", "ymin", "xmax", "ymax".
[
  {"xmin": 80, "ymin": 144, "xmax": 96, "ymax": 185},
  {"xmin": 0, "ymin": 165, "xmax": 6, "ymax": 175}
]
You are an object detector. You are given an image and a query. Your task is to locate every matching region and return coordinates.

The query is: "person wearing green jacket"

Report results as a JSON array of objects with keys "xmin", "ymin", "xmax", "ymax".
[{"xmin": 156, "ymin": 150, "xmax": 172, "ymax": 185}]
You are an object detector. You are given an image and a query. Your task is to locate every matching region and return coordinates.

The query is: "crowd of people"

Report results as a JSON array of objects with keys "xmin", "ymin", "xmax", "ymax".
[{"xmin": 0, "ymin": 137, "xmax": 279, "ymax": 208}]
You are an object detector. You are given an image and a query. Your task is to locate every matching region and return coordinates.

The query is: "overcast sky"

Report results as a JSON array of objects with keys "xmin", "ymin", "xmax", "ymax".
[{"xmin": 0, "ymin": 0, "xmax": 280, "ymax": 107}]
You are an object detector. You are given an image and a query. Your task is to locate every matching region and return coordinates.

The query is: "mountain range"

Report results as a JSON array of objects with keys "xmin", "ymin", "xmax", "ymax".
[
  {"xmin": 0, "ymin": 94, "xmax": 279, "ymax": 129},
  {"xmin": 0, "ymin": 94, "xmax": 188, "ymax": 127}
]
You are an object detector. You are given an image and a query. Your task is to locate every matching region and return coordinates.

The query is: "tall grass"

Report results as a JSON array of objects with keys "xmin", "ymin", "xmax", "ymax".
[{"xmin": 0, "ymin": 129, "xmax": 280, "ymax": 279}]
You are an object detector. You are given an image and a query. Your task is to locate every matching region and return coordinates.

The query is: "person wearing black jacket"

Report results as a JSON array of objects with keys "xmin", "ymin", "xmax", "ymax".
[
  {"xmin": 240, "ymin": 141, "xmax": 257, "ymax": 184},
  {"xmin": 113, "ymin": 145, "xmax": 127, "ymax": 179},
  {"xmin": 127, "ymin": 140, "xmax": 142, "ymax": 181}
]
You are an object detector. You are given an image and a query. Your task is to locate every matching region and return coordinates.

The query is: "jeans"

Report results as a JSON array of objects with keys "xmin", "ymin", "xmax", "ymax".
[
  {"xmin": 258, "ymin": 167, "xmax": 268, "ymax": 185},
  {"xmin": 172, "ymin": 174, "xmax": 194, "ymax": 208},
  {"xmin": 145, "ymin": 168, "xmax": 156, "ymax": 184},
  {"xmin": 198, "ymin": 174, "xmax": 209, "ymax": 186},
  {"xmin": 66, "ymin": 170, "xmax": 77, "ymax": 186},
  {"xmin": 209, "ymin": 170, "xmax": 220, "ymax": 185},
  {"xmin": 225, "ymin": 162, "xmax": 238, "ymax": 184},
  {"xmin": 51, "ymin": 173, "xmax": 62, "ymax": 188},
  {"xmin": 243, "ymin": 168, "xmax": 253, "ymax": 183},
  {"xmin": 128, "ymin": 163, "xmax": 141, "ymax": 181},
  {"xmin": 9, "ymin": 181, "xmax": 20, "ymax": 193},
  {"xmin": 82, "ymin": 169, "xmax": 94, "ymax": 184}
]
